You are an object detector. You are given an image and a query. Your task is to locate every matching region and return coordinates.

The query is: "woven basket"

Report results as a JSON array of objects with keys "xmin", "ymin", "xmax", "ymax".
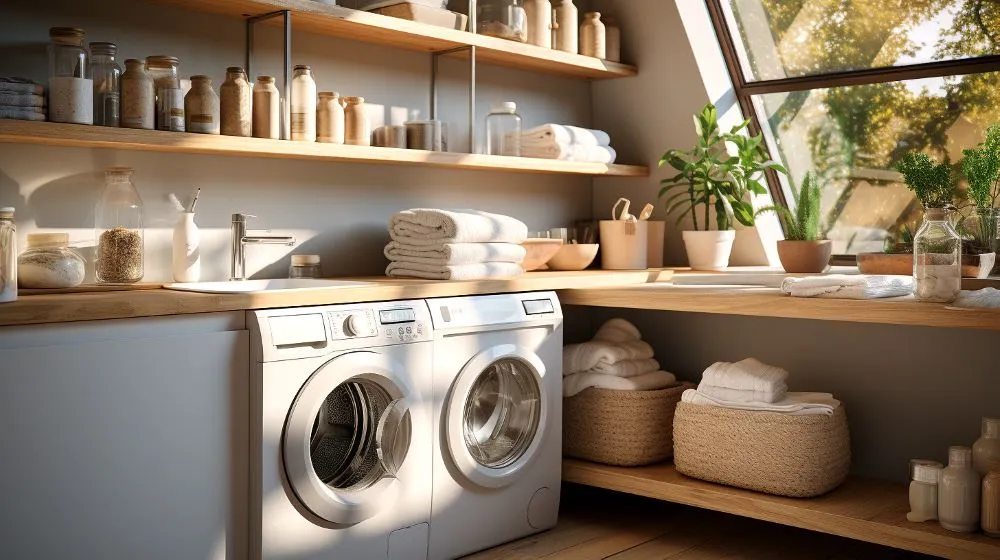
[
  {"xmin": 673, "ymin": 402, "xmax": 851, "ymax": 498},
  {"xmin": 563, "ymin": 383, "xmax": 694, "ymax": 466}
]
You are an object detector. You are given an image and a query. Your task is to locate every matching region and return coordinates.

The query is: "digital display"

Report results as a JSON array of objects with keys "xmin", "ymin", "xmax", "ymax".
[
  {"xmin": 379, "ymin": 308, "xmax": 416, "ymax": 324},
  {"xmin": 522, "ymin": 299, "xmax": 555, "ymax": 315}
]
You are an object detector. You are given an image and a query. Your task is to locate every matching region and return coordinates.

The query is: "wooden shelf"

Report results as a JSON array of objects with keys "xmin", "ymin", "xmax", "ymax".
[
  {"xmin": 563, "ymin": 459, "xmax": 1000, "ymax": 560},
  {"xmin": 0, "ymin": 121, "xmax": 648, "ymax": 177},
  {"xmin": 148, "ymin": 0, "xmax": 638, "ymax": 80}
]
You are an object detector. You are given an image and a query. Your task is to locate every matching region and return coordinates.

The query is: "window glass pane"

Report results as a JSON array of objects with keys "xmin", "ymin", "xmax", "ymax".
[
  {"xmin": 755, "ymin": 71, "xmax": 1000, "ymax": 254},
  {"xmin": 725, "ymin": 0, "xmax": 999, "ymax": 81}
]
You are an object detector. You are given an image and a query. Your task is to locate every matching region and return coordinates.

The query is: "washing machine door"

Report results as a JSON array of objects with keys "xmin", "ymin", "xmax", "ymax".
[
  {"xmin": 283, "ymin": 351, "xmax": 415, "ymax": 525},
  {"xmin": 445, "ymin": 343, "xmax": 548, "ymax": 489}
]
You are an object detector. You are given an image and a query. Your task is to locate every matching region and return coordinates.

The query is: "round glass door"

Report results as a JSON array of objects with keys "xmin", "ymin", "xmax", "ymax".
[{"xmin": 463, "ymin": 358, "xmax": 541, "ymax": 469}]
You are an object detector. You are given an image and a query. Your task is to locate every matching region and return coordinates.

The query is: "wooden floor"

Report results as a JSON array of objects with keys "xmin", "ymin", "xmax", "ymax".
[{"xmin": 465, "ymin": 485, "xmax": 933, "ymax": 559}]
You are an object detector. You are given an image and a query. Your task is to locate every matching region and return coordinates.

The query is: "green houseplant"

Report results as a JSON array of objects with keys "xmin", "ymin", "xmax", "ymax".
[
  {"xmin": 961, "ymin": 124, "xmax": 1000, "ymax": 254},
  {"xmin": 755, "ymin": 173, "xmax": 832, "ymax": 273},
  {"xmin": 658, "ymin": 103, "xmax": 786, "ymax": 270}
]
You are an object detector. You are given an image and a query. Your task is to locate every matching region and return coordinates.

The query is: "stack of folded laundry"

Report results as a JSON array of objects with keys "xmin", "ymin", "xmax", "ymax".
[
  {"xmin": 385, "ymin": 208, "xmax": 528, "ymax": 280},
  {"xmin": 780, "ymin": 274, "xmax": 914, "ymax": 299},
  {"xmin": 682, "ymin": 357, "xmax": 840, "ymax": 416},
  {"xmin": 0, "ymin": 78, "xmax": 46, "ymax": 122},
  {"xmin": 519, "ymin": 124, "xmax": 617, "ymax": 164},
  {"xmin": 563, "ymin": 318, "xmax": 677, "ymax": 397}
]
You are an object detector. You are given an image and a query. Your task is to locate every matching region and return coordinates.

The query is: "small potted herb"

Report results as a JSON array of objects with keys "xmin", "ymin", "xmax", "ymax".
[
  {"xmin": 756, "ymin": 173, "xmax": 831, "ymax": 273},
  {"xmin": 960, "ymin": 124, "xmax": 1000, "ymax": 276}
]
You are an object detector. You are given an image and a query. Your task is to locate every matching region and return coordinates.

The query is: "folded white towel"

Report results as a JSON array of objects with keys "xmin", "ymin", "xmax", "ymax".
[
  {"xmin": 780, "ymin": 274, "xmax": 914, "ymax": 299},
  {"xmin": 384, "ymin": 241, "xmax": 526, "ymax": 266},
  {"xmin": 588, "ymin": 358, "xmax": 660, "ymax": 378},
  {"xmin": 386, "ymin": 261, "xmax": 524, "ymax": 280},
  {"xmin": 949, "ymin": 288, "xmax": 1000, "ymax": 309},
  {"xmin": 698, "ymin": 383, "xmax": 788, "ymax": 404},
  {"xmin": 700, "ymin": 358, "xmax": 788, "ymax": 393},
  {"xmin": 681, "ymin": 389, "xmax": 840, "ymax": 416},
  {"xmin": 521, "ymin": 143, "xmax": 618, "ymax": 164},
  {"xmin": 592, "ymin": 318, "xmax": 642, "ymax": 343},
  {"xmin": 562, "ymin": 340, "xmax": 655, "ymax": 375},
  {"xmin": 389, "ymin": 209, "xmax": 528, "ymax": 246},
  {"xmin": 521, "ymin": 124, "xmax": 612, "ymax": 147},
  {"xmin": 564, "ymin": 371, "xmax": 677, "ymax": 397}
]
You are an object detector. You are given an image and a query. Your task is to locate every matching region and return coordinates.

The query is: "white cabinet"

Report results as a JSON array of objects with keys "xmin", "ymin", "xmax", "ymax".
[{"xmin": 0, "ymin": 313, "xmax": 249, "ymax": 560}]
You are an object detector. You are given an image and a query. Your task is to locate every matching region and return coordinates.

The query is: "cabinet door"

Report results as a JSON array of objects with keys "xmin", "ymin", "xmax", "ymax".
[{"xmin": 0, "ymin": 330, "xmax": 249, "ymax": 560}]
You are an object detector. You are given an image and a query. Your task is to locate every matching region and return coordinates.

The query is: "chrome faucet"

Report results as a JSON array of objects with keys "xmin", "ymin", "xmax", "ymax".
[{"xmin": 230, "ymin": 213, "xmax": 296, "ymax": 281}]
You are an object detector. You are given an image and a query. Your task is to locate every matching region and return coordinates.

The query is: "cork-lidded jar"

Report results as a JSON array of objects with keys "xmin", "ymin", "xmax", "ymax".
[
  {"xmin": 185, "ymin": 75, "xmax": 220, "ymax": 135},
  {"xmin": 120, "ymin": 59, "xmax": 154, "ymax": 130},
  {"xmin": 253, "ymin": 76, "xmax": 280, "ymax": 140},
  {"xmin": 343, "ymin": 96, "xmax": 370, "ymax": 146},
  {"xmin": 220, "ymin": 66, "xmax": 252, "ymax": 137},
  {"xmin": 317, "ymin": 92, "xmax": 345, "ymax": 144},
  {"xmin": 580, "ymin": 12, "xmax": 606, "ymax": 59}
]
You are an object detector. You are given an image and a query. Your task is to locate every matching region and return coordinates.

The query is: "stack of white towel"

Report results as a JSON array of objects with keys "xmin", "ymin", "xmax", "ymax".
[
  {"xmin": 682, "ymin": 358, "xmax": 840, "ymax": 416},
  {"xmin": 780, "ymin": 275, "xmax": 914, "ymax": 299},
  {"xmin": 563, "ymin": 318, "xmax": 677, "ymax": 397},
  {"xmin": 385, "ymin": 208, "xmax": 528, "ymax": 280},
  {"xmin": 519, "ymin": 124, "xmax": 618, "ymax": 164}
]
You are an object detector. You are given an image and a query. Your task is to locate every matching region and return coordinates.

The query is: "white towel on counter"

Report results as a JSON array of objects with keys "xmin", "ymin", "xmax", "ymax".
[
  {"xmin": 521, "ymin": 142, "xmax": 618, "ymax": 164},
  {"xmin": 522, "ymin": 124, "xmax": 612, "ymax": 147},
  {"xmin": 588, "ymin": 358, "xmax": 661, "ymax": 378},
  {"xmin": 949, "ymin": 288, "xmax": 1000, "ymax": 309},
  {"xmin": 389, "ymin": 209, "xmax": 528, "ymax": 246},
  {"xmin": 593, "ymin": 318, "xmax": 642, "ymax": 343},
  {"xmin": 386, "ymin": 261, "xmax": 524, "ymax": 280},
  {"xmin": 780, "ymin": 274, "xmax": 914, "ymax": 299},
  {"xmin": 562, "ymin": 339, "xmax": 655, "ymax": 375},
  {"xmin": 384, "ymin": 241, "xmax": 526, "ymax": 266},
  {"xmin": 564, "ymin": 370, "xmax": 677, "ymax": 397},
  {"xmin": 681, "ymin": 389, "xmax": 840, "ymax": 416},
  {"xmin": 699, "ymin": 358, "xmax": 788, "ymax": 402}
]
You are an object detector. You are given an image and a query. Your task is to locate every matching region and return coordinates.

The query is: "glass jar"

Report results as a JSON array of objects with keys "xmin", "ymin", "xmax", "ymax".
[
  {"xmin": 120, "ymin": 59, "xmax": 155, "ymax": 130},
  {"xmin": 938, "ymin": 446, "xmax": 981, "ymax": 533},
  {"xmin": 145, "ymin": 55, "xmax": 184, "ymax": 132},
  {"xmin": 906, "ymin": 461, "xmax": 941, "ymax": 522},
  {"xmin": 486, "ymin": 101, "xmax": 522, "ymax": 156},
  {"xmin": 291, "ymin": 65, "xmax": 317, "ymax": 142},
  {"xmin": 17, "ymin": 233, "xmax": 86, "ymax": 289},
  {"xmin": 89, "ymin": 42, "xmax": 121, "ymax": 127},
  {"xmin": 289, "ymin": 254, "xmax": 321, "ymax": 278},
  {"xmin": 974, "ymin": 417, "xmax": 1000, "ymax": 476},
  {"xmin": 972, "ymin": 207, "xmax": 1000, "ymax": 254},
  {"xmin": 184, "ymin": 76, "xmax": 220, "ymax": 135},
  {"xmin": 0, "ymin": 207, "xmax": 16, "ymax": 303},
  {"xmin": 913, "ymin": 207, "xmax": 961, "ymax": 302},
  {"xmin": 253, "ymin": 75, "xmax": 280, "ymax": 140},
  {"xmin": 48, "ymin": 27, "xmax": 92, "ymax": 124},
  {"xmin": 478, "ymin": 0, "xmax": 527, "ymax": 42},
  {"xmin": 343, "ymin": 96, "xmax": 370, "ymax": 146},
  {"xmin": 95, "ymin": 167, "xmax": 144, "ymax": 284},
  {"xmin": 220, "ymin": 66, "xmax": 252, "ymax": 137}
]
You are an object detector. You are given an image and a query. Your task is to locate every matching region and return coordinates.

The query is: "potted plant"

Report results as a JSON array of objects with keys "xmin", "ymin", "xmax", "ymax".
[
  {"xmin": 658, "ymin": 103, "xmax": 786, "ymax": 270},
  {"xmin": 755, "ymin": 173, "xmax": 831, "ymax": 273},
  {"xmin": 960, "ymin": 124, "xmax": 1000, "ymax": 277}
]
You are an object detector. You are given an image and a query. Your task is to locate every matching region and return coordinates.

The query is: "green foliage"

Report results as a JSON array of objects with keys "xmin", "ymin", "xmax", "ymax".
[
  {"xmin": 755, "ymin": 173, "xmax": 823, "ymax": 241},
  {"xmin": 961, "ymin": 124, "xmax": 1000, "ymax": 209},
  {"xmin": 894, "ymin": 152, "xmax": 956, "ymax": 208},
  {"xmin": 658, "ymin": 103, "xmax": 787, "ymax": 231}
]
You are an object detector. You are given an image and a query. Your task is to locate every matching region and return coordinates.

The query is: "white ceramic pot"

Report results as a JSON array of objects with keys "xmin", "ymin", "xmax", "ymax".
[{"xmin": 682, "ymin": 230, "xmax": 735, "ymax": 271}]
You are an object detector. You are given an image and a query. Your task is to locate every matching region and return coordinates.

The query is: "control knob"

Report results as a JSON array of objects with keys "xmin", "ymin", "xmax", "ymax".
[{"xmin": 344, "ymin": 313, "xmax": 372, "ymax": 337}]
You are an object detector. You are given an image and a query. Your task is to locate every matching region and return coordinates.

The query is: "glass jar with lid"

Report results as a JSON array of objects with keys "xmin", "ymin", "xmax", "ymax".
[
  {"xmin": 913, "ymin": 207, "xmax": 962, "ymax": 302},
  {"xmin": 95, "ymin": 167, "xmax": 144, "ymax": 284},
  {"xmin": 89, "ymin": 42, "xmax": 121, "ymax": 127},
  {"xmin": 17, "ymin": 233, "xmax": 86, "ymax": 289},
  {"xmin": 477, "ymin": 0, "xmax": 527, "ymax": 42},
  {"xmin": 145, "ymin": 55, "xmax": 184, "ymax": 131},
  {"xmin": 485, "ymin": 101, "xmax": 522, "ymax": 156},
  {"xmin": 48, "ymin": 27, "xmax": 92, "ymax": 124},
  {"xmin": 289, "ymin": 254, "xmax": 322, "ymax": 278}
]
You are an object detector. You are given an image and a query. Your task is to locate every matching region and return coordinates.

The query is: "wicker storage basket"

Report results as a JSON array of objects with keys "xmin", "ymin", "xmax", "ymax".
[
  {"xmin": 563, "ymin": 383, "xmax": 694, "ymax": 466},
  {"xmin": 673, "ymin": 402, "xmax": 851, "ymax": 498}
]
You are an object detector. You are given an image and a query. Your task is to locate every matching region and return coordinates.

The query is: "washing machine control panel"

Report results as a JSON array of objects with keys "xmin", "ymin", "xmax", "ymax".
[
  {"xmin": 377, "ymin": 307, "xmax": 427, "ymax": 344},
  {"xmin": 328, "ymin": 310, "xmax": 378, "ymax": 339}
]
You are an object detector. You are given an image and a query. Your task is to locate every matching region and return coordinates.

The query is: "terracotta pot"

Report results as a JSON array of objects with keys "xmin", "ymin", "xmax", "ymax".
[
  {"xmin": 777, "ymin": 240, "xmax": 832, "ymax": 273},
  {"xmin": 682, "ymin": 230, "xmax": 735, "ymax": 271},
  {"xmin": 857, "ymin": 252, "xmax": 996, "ymax": 279}
]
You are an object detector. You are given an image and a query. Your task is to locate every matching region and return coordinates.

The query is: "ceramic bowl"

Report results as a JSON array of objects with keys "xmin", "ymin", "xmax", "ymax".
[
  {"xmin": 547, "ymin": 244, "xmax": 599, "ymax": 271},
  {"xmin": 521, "ymin": 238, "xmax": 564, "ymax": 271}
]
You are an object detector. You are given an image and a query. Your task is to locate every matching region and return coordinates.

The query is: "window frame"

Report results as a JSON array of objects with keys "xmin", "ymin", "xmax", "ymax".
[{"xmin": 703, "ymin": 0, "xmax": 1000, "ymax": 262}]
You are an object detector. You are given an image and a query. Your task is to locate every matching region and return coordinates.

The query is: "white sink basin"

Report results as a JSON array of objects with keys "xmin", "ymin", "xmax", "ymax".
[{"xmin": 163, "ymin": 278, "xmax": 375, "ymax": 294}]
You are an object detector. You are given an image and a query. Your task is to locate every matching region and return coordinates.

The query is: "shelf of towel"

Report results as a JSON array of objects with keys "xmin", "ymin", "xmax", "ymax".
[
  {"xmin": 146, "ymin": 0, "xmax": 638, "ymax": 80},
  {"xmin": 563, "ymin": 459, "xmax": 1000, "ymax": 560},
  {"xmin": 557, "ymin": 283, "xmax": 1000, "ymax": 332},
  {"xmin": 0, "ymin": 121, "xmax": 649, "ymax": 177}
]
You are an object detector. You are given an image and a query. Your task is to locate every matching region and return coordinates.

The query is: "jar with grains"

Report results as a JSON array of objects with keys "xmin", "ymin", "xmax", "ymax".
[
  {"xmin": 343, "ymin": 96, "xmax": 370, "ymax": 146},
  {"xmin": 145, "ymin": 55, "xmax": 184, "ymax": 131},
  {"xmin": 580, "ymin": 12, "xmax": 606, "ymax": 58},
  {"xmin": 89, "ymin": 42, "xmax": 121, "ymax": 127},
  {"xmin": 17, "ymin": 233, "xmax": 85, "ymax": 289},
  {"xmin": 48, "ymin": 27, "xmax": 92, "ymax": 125},
  {"xmin": 291, "ymin": 65, "xmax": 317, "ymax": 142},
  {"xmin": 95, "ymin": 167, "xmax": 144, "ymax": 284},
  {"xmin": 220, "ymin": 66, "xmax": 252, "ymax": 137},
  {"xmin": 253, "ymin": 75, "xmax": 280, "ymax": 139},
  {"xmin": 185, "ymin": 76, "xmax": 220, "ymax": 134},
  {"xmin": 478, "ymin": 0, "xmax": 527, "ymax": 42},
  {"xmin": 120, "ymin": 59, "xmax": 154, "ymax": 129},
  {"xmin": 913, "ymin": 207, "xmax": 961, "ymax": 302},
  {"xmin": 317, "ymin": 91, "xmax": 345, "ymax": 144}
]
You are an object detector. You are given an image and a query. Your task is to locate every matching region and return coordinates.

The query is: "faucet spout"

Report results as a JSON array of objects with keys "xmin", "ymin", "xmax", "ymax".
[{"xmin": 231, "ymin": 213, "xmax": 296, "ymax": 281}]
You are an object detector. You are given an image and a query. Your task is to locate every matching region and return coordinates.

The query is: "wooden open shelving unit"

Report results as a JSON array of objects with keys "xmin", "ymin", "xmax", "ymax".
[
  {"xmin": 563, "ymin": 459, "xmax": 1000, "ymax": 560},
  {"xmin": 0, "ymin": 121, "xmax": 648, "ymax": 177}
]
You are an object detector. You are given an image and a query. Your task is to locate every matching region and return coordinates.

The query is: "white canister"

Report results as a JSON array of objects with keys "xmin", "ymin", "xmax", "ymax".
[
  {"xmin": 49, "ymin": 76, "xmax": 94, "ymax": 124},
  {"xmin": 172, "ymin": 212, "xmax": 200, "ymax": 283},
  {"xmin": 599, "ymin": 220, "xmax": 648, "ymax": 270},
  {"xmin": 291, "ymin": 65, "xmax": 317, "ymax": 142}
]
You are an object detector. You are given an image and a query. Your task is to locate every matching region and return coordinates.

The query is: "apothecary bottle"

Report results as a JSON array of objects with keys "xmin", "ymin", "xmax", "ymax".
[
  {"xmin": 317, "ymin": 92, "xmax": 345, "ymax": 144},
  {"xmin": 48, "ymin": 27, "xmax": 93, "ymax": 125},
  {"xmin": 185, "ymin": 76, "xmax": 220, "ymax": 135},
  {"xmin": 145, "ymin": 55, "xmax": 184, "ymax": 131},
  {"xmin": 906, "ymin": 462, "xmax": 941, "ymax": 522},
  {"xmin": 580, "ymin": 12, "xmax": 606, "ymax": 58},
  {"xmin": 554, "ymin": 0, "xmax": 578, "ymax": 54},
  {"xmin": 523, "ymin": 0, "xmax": 552, "ymax": 48},
  {"xmin": 120, "ymin": 59, "xmax": 155, "ymax": 129},
  {"xmin": 938, "ymin": 446, "xmax": 981, "ymax": 533},
  {"xmin": 983, "ymin": 471, "xmax": 1000, "ymax": 537},
  {"xmin": 486, "ymin": 102, "xmax": 521, "ymax": 157},
  {"xmin": 974, "ymin": 417, "xmax": 1000, "ymax": 476},
  {"xmin": 95, "ymin": 167, "xmax": 144, "ymax": 284},
  {"xmin": 220, "ymin": 66, "xmax": 252, "ymax": 137},
  {"xmin": 291, "ymin": 65, "xmax": 317, "ymax": 142},
  {"xmin": 88, "ymin": 42, "xmax": 121, "ymax": 127},
  {"xmin": 913, "ymin": 207, "xmax": 961, "ymax": 302},
  {"xmin": 0, "ymin": 208, "xmax": 15, "ymax": 303},
  {"xmin": 478, "ymin": 0, "xmax": 527, "ymax": 42},
  {"xmin": 253, "ymin": 75, "xmax": 280, "ymax": 139},
  {"xmin": 343, "ymin": 96, "xmax": 370, "ymax": 146}
]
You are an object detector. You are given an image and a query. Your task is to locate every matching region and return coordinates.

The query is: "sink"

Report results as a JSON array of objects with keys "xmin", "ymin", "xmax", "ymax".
[{"xmin": 163, "ymin": 278, "xmax": 376, "ymax": 294}]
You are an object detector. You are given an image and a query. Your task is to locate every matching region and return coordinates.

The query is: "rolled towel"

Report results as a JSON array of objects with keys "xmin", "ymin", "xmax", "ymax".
[
  {"xmin": 949, "ymin": 288, "xmax": 1000, "ymax": 309},
  {"xmin": 386, "ymin": 261, "xmax": 524, "ymax": 280},
  {"xmin": 384, "ymin": 241, "xmax": 526, "ymax": 266},
  {"xmin": 0, "ymin": 106, "xmax": 46, "ymax": 121},
  {"xmin": 587, "ymin": 358, "xmax": 660, "ymax": 378},
  {"xmin": 521, "ymin": 143, "xmax": 617, "ymax": 164},
  {"xmin": 698, "ymin": 383, "xmax": 788, "ymax": 404},
  {"xmin": 0, "ymin": 78, "xmax": 44, "ymax": 95},
  {"xmin": 592, "ymin": 318, "xmax": 641, "ymax": 343},
  {"xmin": 681, "ymin": 388, "xmax": 840, "ymax": 416},
  {"xmin": 521, "ymin": 124, "xmax": 611, "ymax": 147},
  {"xmin": 564, "ymin": 370, "xmax": 677, "ymax": 397},
  {"xmin": 389, "ymin": 209, "xmax": 528, "ymax": 246},
  {"xmin": 562, "ymin": 340, "xmax": 655, "ymax": 375},
  {"xmin": 700, "ymin": 358, "xmax": 788, "ymax": 394},
  {"xmin": 780, "ymin": 274, "xmax": 914, "ymax": 299}
]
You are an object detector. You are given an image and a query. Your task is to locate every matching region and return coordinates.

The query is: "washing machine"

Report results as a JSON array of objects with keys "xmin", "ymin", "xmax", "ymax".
[
  {"xmin": 427, "ymin": 292, "xmax": 563, "ymax": 559},
  {"xmin": 248, "ymin": 300, "xmax": 434, "ymax": 560}
]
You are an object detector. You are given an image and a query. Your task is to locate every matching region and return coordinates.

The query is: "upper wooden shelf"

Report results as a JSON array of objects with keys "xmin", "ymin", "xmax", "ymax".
[
  {"xmin": 0, "ymin": 121, "xmax": 648, "ymax": 177},
  {"xmin": 563, "ymin": 459, "xmax": 1000, "ymax": 560},
  {"xmin": 149, "ymin": 0, "xmax": 638, "ymax": 80}
]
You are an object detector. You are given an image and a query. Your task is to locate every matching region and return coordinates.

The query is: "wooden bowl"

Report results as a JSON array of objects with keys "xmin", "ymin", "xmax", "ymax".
[
  {"xmin": 547, "ymin": 244, "xmax": 599, "ymax": 271},
  {"xmin": 521, "ymin": 238, "xmax": 564, "ymax": 271}
]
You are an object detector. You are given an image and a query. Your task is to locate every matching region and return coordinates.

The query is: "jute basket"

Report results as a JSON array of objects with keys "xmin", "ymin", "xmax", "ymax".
[
  {"xmin": 673, "ymin": 402, "xmax": 851, "ymax": 498},
  {"xmin": 563, "ymin": 383, "xmax": 694, "ymax": 466}
]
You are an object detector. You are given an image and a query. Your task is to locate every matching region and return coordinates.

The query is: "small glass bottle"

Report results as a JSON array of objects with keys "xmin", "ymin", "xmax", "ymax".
[
  {"xmin": 0, "ymin": 207, "xmax": 16, "ymax": 303},
  {"xmin": 939, "ymin": 446, "xmax": 982, "ymax": 533},
  {"xmin": 145, "ymin": 55, "xmax": 184, "ymax": 132},
  {"xmin": 913, "ymin": 207, "xmax": 961, "ymax": 302},
  {"xmin": 120, "ymin": 59, "xmax": 155, "ymax": 130},
  {"xmin": 253, "ymin": 75, "xmax": 280, "ymax": 140},
  {"xmin": 220, "ymin": 66, "xmax": 252, "ymax": 137},
  {"xmin": 485, "ymin": 102, "xmax": 522, "ymax": 157},
  {"xmin": 478, "ymin": 0, "xmax": 527, "ymax": 42},
  {"xmin": 48, "ymin": 27, "xmax": 92, "ymax": 125},
  {"xmin": 89, "ymin": 42, "xmax": 121, "ymax": 127},
  {"xmin": 185, "ymin": 76, "xmax": 220, "ymax": 135},
  {"xmin": 291, "ymin": 65, "xmax": 317, "ymax": 142},
  {"xmin": 289, "ymin": 254, "xmax": 321, "ymax": 278},
  {"xmin": 95, "ymin": 168, "xmax": 144, "ymax": 284},
  {"xmin": 317, "ymin": 92, "xmax": 345, "ymax": 144},
  {"xmin": 343, "ymin": 96, "xmax": 370, "ymax": 146},
  {"xmin": 974, "ymin": 417, "xmax": 1000, "ymax": 476},
  {"xmin": 907, "ymin": 461, "xmax": 942, "ymax": 522},
  {"xmin": 17, "ymin": 233, "xmax": 86, "ymax": 289},
  {"xmin": 983, "ymin": 470, "xmax": 1000, "ymax": 537}
]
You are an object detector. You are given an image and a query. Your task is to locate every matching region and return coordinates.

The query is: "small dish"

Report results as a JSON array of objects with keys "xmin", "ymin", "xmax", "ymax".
[
  {"xmin": 547, "ymin": 244, "xmax": 599, "ymax": 271},
  {"xmin": 521, "ymin": 238, "xmax": 564, "ymax": 271}
]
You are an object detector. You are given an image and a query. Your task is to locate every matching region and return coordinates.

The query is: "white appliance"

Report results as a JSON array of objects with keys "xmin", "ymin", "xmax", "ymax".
[
  {"xmin": 249, "ymin": 300, "xmax": 434, "ymax": 560},
  {"xmin": 427, "ymin": 292, "xmax": 563, "ymax": 559}
]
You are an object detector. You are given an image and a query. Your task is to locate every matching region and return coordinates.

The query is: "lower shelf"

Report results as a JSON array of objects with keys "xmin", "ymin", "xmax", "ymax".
[{"xmin": 562, "ymin": 459, "xmax": 1000, "ymax": 560}]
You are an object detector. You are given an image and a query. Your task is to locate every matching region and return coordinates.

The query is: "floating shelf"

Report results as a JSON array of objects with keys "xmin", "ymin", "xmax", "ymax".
[
  {"xmin": 0, "ymin": 121, "xmax": 648, "ymax": 177},
  {"xmin": 563, "ymin": 459, "xmax": 1000, "ymax": 560},
  {"xmin": 149, "ymin": 0, "xmax": 638, "ymax": 80}
]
